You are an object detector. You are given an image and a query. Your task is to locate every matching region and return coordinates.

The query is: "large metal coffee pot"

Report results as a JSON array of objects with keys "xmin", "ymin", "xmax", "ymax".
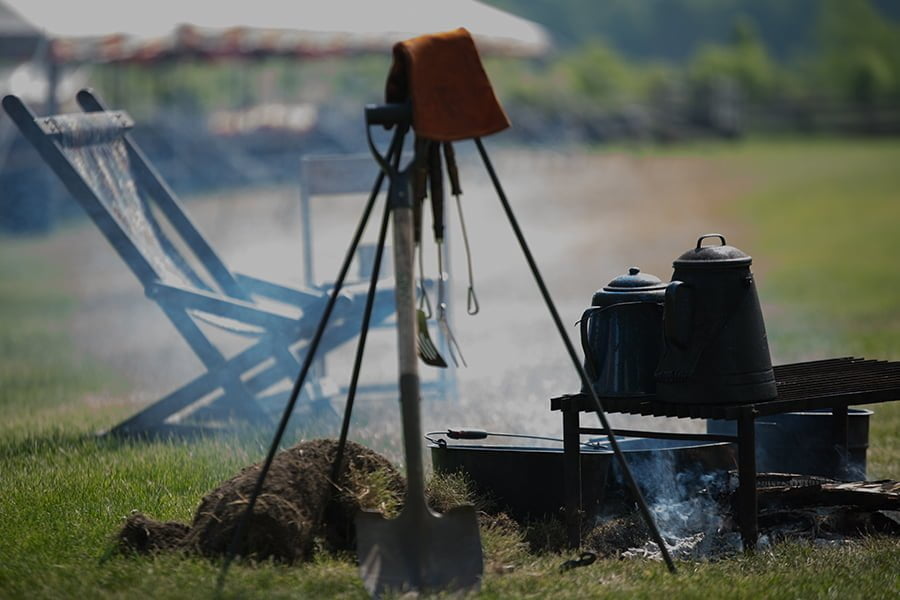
[
  {"xmin": 655, "ymin": 234, "xmax": 777, "ymax": 404},
  {"xmin": 580, "ymin": 267, "xmax": 666, "ymax": 397}
]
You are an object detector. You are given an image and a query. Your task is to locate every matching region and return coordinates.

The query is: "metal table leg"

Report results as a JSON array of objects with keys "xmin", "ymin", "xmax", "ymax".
[
  {"xmin": 737, "ymin": 406, "xmax": 758, "ymax": 551},
  {"xmin": 563, "ymin": 405, "xmax": 582, "ymax": 548},
  {"xmin": 831, "ymin": 404, "xmax": 850, "ymax": 480}
]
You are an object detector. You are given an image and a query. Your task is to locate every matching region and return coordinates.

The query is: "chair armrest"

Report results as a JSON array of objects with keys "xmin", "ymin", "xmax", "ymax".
[
  {"xmin": 147, "ymin": 281, "xmax": 301, "ymax": 333},
  {"xmin": 233, "ymin": 273, "xmax": 324, "ymax": 308}
]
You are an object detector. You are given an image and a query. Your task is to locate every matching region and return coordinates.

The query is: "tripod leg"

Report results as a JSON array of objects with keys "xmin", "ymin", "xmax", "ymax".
[
  {"xmin": 331, "ymin": 124, "xmax": 409, "ymax": 483},
  {"xmin": 217, "ymin": 127, "xmax": 406, "ymax": 591},
  {"xmin": 473, "ymin": 137, "xmax": 677, "ymax": 574},
  {"xmin": 331, "ymin": 194, "xmax": 393, "ymax": 484}
]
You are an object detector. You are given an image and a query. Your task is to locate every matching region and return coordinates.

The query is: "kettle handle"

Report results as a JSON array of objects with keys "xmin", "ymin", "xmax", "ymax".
[
  {"xmin": 580, "ymin": 306, "xmax": 611, "ymax": 384},
  {"xmin": 664, "ymin": 281, "xmax": 693, "ymax": 349}
]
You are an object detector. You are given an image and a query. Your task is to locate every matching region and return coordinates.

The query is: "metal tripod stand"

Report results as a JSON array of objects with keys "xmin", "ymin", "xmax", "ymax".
[{"xmin": 218, "ymin": 103, "xmax": 676, "ymax": 593}]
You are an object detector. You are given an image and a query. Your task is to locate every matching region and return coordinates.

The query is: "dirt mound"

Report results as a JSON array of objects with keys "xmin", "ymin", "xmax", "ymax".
[
  {"xmin": 117, "ymin": 439, "xmax": 404, "ymax": 562},
  {"xmin": 118, "ymin": 512, "xmax": 191, "ymax": 554}
]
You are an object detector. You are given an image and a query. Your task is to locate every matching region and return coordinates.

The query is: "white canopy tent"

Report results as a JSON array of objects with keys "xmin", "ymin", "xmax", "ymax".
[
  {"xmin": 0, "ymin": 0, "xmax": 550, "ymax": 229},
  {"xmin": 3, "ymin": 0, "xmax": 550, "ymax": 63}
]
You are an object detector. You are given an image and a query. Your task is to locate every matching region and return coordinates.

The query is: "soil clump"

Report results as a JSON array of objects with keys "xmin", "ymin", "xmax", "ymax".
[{"xmin": 117, "ymin": 439, "xmax": 404, "ymax": 562}]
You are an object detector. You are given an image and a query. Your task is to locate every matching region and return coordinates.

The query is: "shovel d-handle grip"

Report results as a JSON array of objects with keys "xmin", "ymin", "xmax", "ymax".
[
  {"xmin": 365, "ymin": 102, "xmax": 412, "ymax": 127},
  {"xmin": 664, "ymin": 281, "xmax": 692, "ymax": 349}
]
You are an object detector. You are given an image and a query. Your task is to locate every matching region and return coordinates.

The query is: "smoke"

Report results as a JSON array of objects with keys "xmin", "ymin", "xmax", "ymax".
[
  {"xmin": 601, "ymin": 441, "xmax": 744, "ymax": 560},
  {"xmin": 53, "ymin": 147, "xmax": 729, "ymax": 454}
]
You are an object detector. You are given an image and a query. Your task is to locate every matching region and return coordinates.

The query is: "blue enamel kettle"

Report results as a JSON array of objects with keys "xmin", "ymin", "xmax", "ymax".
[{"xmin": 580, "ymin": 267, "xmax": 666, "ymax": 397}]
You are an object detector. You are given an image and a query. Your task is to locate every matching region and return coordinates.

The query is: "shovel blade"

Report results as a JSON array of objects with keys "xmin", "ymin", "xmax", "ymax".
[{"xmin": 356, "ymin": 504, "xmax": 483, "ymax": 598}]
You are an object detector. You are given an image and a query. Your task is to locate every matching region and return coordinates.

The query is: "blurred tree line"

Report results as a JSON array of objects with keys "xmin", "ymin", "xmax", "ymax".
[
  {"xmin": 483, "ymin": 0, "xmax": 900, "ymax": 139},
  {"xmin": 87, "ymin": 0, "xmax": 900, "ymax": 141},
  {"xmin": 8, "ymin": 0, "xmax": 897, "ymax": 232}
]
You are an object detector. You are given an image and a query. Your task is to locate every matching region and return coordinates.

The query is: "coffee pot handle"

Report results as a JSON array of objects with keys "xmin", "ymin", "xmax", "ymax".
[
  {"xmin": 664, "ymin": 281, "xmax": 693, "ymax": 349},
  {"xmin": 696, "ymin": 233, "xmax": 727, "ymax": 248}
]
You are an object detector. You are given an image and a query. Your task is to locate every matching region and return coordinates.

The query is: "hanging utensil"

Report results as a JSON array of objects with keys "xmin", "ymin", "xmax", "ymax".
[
  {"xmin": 413, "ymin": 136, "xmax": 429, "ymax": 318},
  {"xmin": 416, "ymin": 244, "xmax": 433, "ymax": 319},
  {"xmin": 411, "ymin": 137, "xmax": 446, "ymax": 368},
  {"xmin": 358, "ymin": 103, "xmax": 482, "ymax": 598},
  {"xmin": 443, "ymin": 141, "xmax": 479, "ymax": 315},
  {"xmin": 429, "ymin": 143, "xmax": 466, "ymax": 367}
]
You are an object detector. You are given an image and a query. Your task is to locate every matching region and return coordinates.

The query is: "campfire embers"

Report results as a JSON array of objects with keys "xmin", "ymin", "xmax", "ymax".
[
  {"xmin": 756, "ymin": 476, "xmax": 900, "ymax": 543},
  {"xmin": 582, "ymin": 473, "xmax": 900, "ymax": 562}
]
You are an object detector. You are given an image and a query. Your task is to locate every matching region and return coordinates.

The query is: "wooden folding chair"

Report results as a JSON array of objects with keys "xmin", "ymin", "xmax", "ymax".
[{"xmin": 3, "ymin": 90, "xmax": 395, "ymax": 437}]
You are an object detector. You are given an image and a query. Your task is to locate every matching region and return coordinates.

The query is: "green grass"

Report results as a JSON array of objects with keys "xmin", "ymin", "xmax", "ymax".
[
  {"xmin": 0, "ymin": 239, "xmax": 114, "ymax": 434},
  {"xmin": 722, "ymin": 138, "xmax": 900, "ymax": 360},
  {"xmin": 1, "ymin": 138, "xmax": 898, "ymax": 598},
  {"xmin": 711, "ymin": 138, "xmax": 900, "ymax": 480}
]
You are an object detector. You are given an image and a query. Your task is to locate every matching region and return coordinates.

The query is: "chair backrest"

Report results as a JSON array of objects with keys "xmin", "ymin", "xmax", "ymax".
[
  {"xmin": 50, "ymin": 111, "xmax": 194, "ymax": 286},
  {"xmin": 299, "ymin": 153, "xmax": 381, "ymax": 287},
  {"xmin": 3, "ymin": 91, "xmax": 248, "ymax": 300}
]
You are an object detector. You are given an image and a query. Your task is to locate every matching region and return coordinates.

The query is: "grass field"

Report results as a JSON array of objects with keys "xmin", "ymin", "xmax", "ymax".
[{"xmin": 1, "ymin": 138, "xmax": 898, "ymax": 598}]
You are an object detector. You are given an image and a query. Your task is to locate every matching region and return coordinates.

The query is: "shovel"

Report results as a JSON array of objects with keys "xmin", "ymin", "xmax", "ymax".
[{"xmin": 358, "ymin": 104, "xmax": 483, "ymax": 598}]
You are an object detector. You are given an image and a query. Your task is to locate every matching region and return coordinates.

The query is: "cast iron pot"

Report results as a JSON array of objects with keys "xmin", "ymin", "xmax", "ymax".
[
  {"xmin": 708, "ymin": 408, "xmax": 872, "ymax": 481},
  {"xmin": 592, "ymin": 437, "xmax": 737, "ymax": 506},
  {"xmin": 429, "ymin": 430, "xmax": 736, "ymax": 520},
  {"xmin": 428, "ymin": 430, "xmax": 611, "ymax": 520},
  {"xmin": 580, "ymin": 267, "xmax": 666, "ymax": 397},
  {"xmin": 656, "ymin": 234, "xmax": 777, "ymax": 404}
]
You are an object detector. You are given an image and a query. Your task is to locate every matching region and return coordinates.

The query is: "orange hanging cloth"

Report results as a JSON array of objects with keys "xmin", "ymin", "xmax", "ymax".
[{"xmin": 385, "ymin": 27, "xmax": 510, "ymax": 141}]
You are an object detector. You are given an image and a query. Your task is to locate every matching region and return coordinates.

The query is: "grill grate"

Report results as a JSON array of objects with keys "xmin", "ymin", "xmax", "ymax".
[
  {"xmin": 551, "ymin": 356, "xmax": 900, "ymax": 420},
  {"xmin": 774, "ymin": 357, "xmax": 900, "ymax": 400}
]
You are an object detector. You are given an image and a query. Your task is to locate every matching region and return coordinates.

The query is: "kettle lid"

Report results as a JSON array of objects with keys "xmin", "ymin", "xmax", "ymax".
[
  {"xmin": 604, "ymin": 267, "xmax": 665, "ymax": 291},
  {"xmin": 591, "ymin": 267, "xmax": 666, "ymax": 306},
  {"xmin": 674, "ymin": 233, "xmax": 751, "ymax": 267}
]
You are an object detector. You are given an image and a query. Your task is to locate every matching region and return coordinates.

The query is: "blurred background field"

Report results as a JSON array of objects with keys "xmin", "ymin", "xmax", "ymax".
[
  {"xmin": 1, "ymin": 136, "xmax": 898, "ymax": 598},
  {"xmin": 1, "ymin": 0, "xmax": 898, "ymax": 597},
  {"xmin": 2, "ymin": 0, "xmax": 899, "ymax": 231}
]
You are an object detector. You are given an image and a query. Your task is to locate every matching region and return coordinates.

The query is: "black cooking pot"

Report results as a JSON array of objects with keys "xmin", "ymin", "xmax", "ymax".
[
  {"xmin": 428, "ymin": 431, "xmax": 612, "ymax": 520},
  {"xmin": 593, "ymin": 437, "xmax": 737, "ymax": 505},
  {"xmin": 708, "ymin": 408, "xmax": 872, "ymax": 480},
  {"xmin": 429, "ymin": 430, "xmax": 736, "ymax": 520},
  {"xmin": 656, "ymin": 234, "xmax": 777, "ymax": 404},
  {"xmin": 580, "ymin": 267, "xmax": 666, "ymax": 397}
]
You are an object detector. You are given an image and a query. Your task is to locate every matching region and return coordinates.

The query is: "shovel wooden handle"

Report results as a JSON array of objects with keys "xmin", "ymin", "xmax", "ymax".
[{"xmin": 389, "ymin": 187, "xmax": 427, "ymax": 504}]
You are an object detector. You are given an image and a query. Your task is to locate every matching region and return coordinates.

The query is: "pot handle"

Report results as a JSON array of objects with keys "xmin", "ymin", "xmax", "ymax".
[{"xmin": 664, "ymin": 281, "xmax": 692, "ymax": 349}]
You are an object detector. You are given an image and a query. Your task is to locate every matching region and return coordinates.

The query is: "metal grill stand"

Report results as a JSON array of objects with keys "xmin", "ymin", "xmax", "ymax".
[{"xmin": 552, "ymin": 357, "xmax": 900, "ymax": 550}]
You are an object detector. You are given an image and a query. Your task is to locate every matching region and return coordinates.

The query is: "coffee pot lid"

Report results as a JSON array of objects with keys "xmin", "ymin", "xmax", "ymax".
[{"xmin": 674, "ymin": 233, "xmax": 751, "ymax": 267}]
